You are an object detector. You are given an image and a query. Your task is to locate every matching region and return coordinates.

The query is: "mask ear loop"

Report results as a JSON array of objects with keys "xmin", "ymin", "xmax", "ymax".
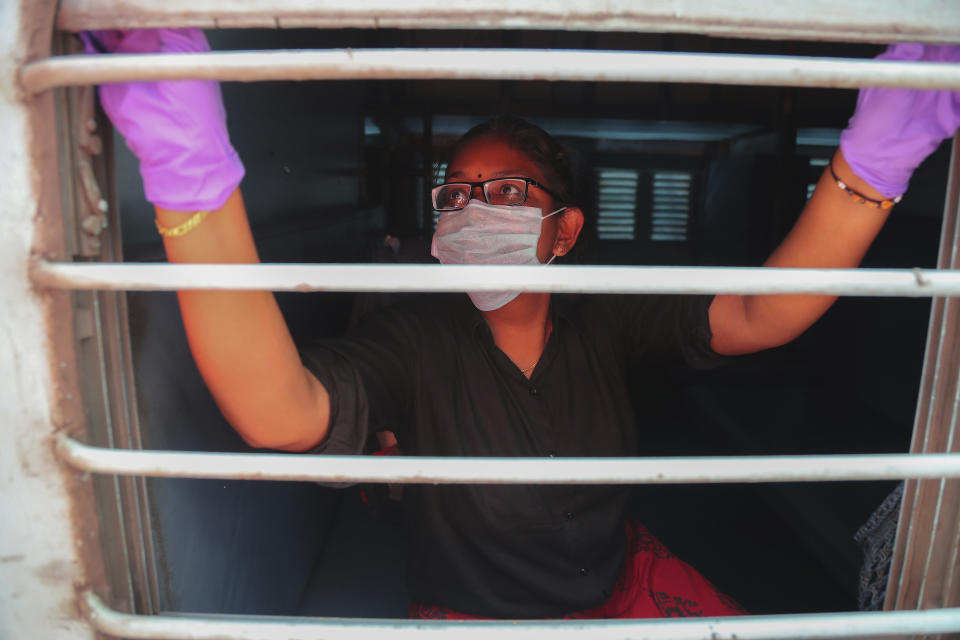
[{"xmin": 544, "ymin": 206, "xmax": 568, "ymax": 265}]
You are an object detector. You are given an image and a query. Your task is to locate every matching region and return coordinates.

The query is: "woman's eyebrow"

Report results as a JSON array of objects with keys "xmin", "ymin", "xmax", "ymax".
[{"xmin": 445, "ymin": 169, "xmax": 529, "ymax": 180}]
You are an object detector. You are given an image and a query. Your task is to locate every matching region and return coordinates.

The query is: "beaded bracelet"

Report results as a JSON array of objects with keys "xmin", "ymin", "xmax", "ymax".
[
  {"xmin": 828, "ymin": 161, "xmax": 901, "ymax": 211},
  {"xmin": 155, "ymin": 210, "xmax": 210, "ymax": 238}
]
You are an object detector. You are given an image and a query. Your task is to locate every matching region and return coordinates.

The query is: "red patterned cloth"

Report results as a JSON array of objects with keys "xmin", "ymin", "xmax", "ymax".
[{"xmin": 410, "ymin": 519, "xmax": 746, "ymax": 620}]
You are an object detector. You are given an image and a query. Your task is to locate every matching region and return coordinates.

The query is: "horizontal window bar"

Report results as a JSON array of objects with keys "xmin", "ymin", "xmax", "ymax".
[
  {"xmin": 31, "ymin": 261, "xmax": 960, "ymax": 297},
  {"xmin": 20, "ymin": 50, "xmax": 960, "ymax": 95},
  {"xmin": 80, "ymin": 590, "xmax": 960, "ymax": 639},
  {"xmin": 56, "ymin": 436, "xmax": 960, "ymax": 484},
  {"xmin": 55, "ymin": 0, "xmax": 960, "ymax": 45}
]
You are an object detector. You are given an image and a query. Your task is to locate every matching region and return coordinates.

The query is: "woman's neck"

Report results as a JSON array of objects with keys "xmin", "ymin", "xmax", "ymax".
[{"xmin": 482, "ymin": 293, "xmax": 552, "ymax": 377}]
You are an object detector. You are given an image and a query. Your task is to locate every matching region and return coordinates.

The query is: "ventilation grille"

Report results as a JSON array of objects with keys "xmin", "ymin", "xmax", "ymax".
[
  {"xmin": 596, "ymin": 169, "xmax": 639, "ymax": 240},
  {"xmin": 431, "ymin": 161, "xmax": 448, "ymax": 229},
  {"xmin": 650, "ymin": 171, "xmax": 692, "ymax": 242}
]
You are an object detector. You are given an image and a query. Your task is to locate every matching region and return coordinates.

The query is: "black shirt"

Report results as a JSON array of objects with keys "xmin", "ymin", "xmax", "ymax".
[{"xmin": 301, "ymin": 293, "xmax": 717, "ymax": 618}]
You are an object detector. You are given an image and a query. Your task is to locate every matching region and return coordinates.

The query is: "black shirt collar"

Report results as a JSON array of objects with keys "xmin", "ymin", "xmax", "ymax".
[{"xmin": 465, "ymin": 294, "xmax": 580, "ymax": 343}]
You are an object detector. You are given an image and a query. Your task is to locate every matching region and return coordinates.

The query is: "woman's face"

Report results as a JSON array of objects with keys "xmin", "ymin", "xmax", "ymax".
[{"xmin": 444, "ymin": 134, "xmax": 575, "ymax": 264}]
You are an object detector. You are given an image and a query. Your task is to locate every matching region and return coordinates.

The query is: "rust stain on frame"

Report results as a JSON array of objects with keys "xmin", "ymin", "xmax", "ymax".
[{"xmin": 20, "ymin": 2, "xmax": 113, "ymax": 624}]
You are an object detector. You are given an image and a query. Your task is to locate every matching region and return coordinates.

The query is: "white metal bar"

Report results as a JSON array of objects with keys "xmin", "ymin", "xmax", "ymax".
[
  {"xmin": 54, "ymin": 0, "xmax": 960, "ymax": 45},
  {"xmin": 20, "ymin": 50, "xmax": 960, "ymax": 95},
  {"xmin": 56, "ymin": 436, "xmax": 960, "ymax": 485},
  {"xmin": 31, "ymin": 261, "xmax": 960, "ymax": 297},
  {"xmin": 80, "ymin": 590, "xmax": 960, "ymax": 640}
]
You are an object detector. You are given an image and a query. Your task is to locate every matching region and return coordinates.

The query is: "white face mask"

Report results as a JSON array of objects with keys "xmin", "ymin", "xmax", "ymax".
[{"xmin": 430, "ymin": 199, "xmax": 566, "ymax": 311}]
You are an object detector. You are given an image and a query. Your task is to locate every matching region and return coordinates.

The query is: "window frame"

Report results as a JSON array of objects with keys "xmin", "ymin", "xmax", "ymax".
[{"xmin": 4, "ymin": 2, "xmax": 960, "ymax": 637}]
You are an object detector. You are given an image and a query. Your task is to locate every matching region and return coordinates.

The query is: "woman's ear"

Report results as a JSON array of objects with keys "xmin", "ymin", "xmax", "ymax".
[{"xmin": 554, "ymin": 207, "xmax": 585, "ymax": 256}]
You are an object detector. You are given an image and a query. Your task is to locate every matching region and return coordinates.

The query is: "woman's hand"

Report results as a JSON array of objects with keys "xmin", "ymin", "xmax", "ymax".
[
  {"xmin": 841, "ymin": 44, "xmax": 960, "ymax": 198},
  {"xmin": 709, "ymin": 44, "xmax": 960, "ymax": 356},
  {"xmin": 83, "ymin": 29, "xmax": 329, "ymax": 451},
  {"xmin": 80, "ymin": 29, "xmax": 244, "ymax": 211}
]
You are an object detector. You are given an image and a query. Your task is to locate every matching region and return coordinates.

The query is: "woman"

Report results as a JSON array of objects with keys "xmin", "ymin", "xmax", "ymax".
[{"xmin": 84, "ymin": 29, "xmax": 960, "ymax": 619}]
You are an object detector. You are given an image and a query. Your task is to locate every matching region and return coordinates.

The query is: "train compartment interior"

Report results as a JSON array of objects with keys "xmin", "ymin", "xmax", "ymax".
[{"xmin": 89, "ymin": 28, "xmax": 951, "ymax": 617}]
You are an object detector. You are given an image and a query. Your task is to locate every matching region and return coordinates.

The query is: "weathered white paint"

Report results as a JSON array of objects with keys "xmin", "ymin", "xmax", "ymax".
[
  {"xmin": 31, "ymin": 261, "xmax": 960, "ymax": 297},
  {"xmin": 56, "ymin": 436, "xmax": 960, "ymax": 484},
  {"xmin": 80, "ymin": 590, "xmax": 960, "ymax": 640},
  {"xmin": 0, "ymin": 2, "xmax": 94, "ymax": 639},
  {"xmin": 21, "ymin": 49, "xmax": 960, "ymax": 95},
  {"xmin": 54, "ymin": 0, "xmax": 960, "ymax": 45}
]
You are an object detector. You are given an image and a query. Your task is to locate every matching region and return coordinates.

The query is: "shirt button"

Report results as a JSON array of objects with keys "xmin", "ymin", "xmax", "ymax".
[
  {"xmin": 565, "ymin": 511, "xmax": 576, "ymax": 520},
  {"xmin": 579, "ymin": 568, "xmax": 589, "ymax": 577},
  {"xmin": 529, "ymin": 387, "xmax": 538, "ymax": 396}
]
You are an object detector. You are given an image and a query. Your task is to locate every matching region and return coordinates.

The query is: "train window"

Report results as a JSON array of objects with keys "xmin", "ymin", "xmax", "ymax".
[{"xmin": 6, "ymin": 2, "xmax": 960, "ymax": 638}]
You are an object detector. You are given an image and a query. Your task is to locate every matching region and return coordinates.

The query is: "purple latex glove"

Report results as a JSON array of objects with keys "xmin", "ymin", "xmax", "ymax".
[
  {"xmin": 80, "ymin": 29, "xmax": 244, "ymax": 211},
  {"xmin": 840, "ymin": 44, "xmax": 960, "ymax": 198}
]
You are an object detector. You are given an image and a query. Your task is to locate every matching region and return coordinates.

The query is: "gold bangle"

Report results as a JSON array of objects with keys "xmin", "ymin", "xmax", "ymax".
[{"xmin": 155, "ymin": 210, "xmax": 210, "ymax": 238}]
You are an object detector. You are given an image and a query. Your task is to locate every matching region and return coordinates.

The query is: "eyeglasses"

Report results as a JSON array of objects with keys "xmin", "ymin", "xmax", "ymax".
[{"xmin": 431, "ymin": 177, "xmax": 562, "ymax": 211}]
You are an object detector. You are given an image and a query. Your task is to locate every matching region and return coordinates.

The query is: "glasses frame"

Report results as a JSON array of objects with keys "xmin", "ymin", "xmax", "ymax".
[{"xmin": 431, "ymin": 176, "xmax": 563, "ymax": 211}]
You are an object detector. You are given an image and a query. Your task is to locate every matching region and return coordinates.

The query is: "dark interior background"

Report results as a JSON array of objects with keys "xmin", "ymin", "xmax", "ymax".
[{"xmin": 115, "ymin": 28, "xmax": 950, "ymax": 617}]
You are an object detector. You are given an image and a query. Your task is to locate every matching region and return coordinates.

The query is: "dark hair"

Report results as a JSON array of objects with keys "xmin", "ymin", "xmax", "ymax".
[{"xmin": 449, "ymin": 115, "xmax": 577, "ymax": 206}]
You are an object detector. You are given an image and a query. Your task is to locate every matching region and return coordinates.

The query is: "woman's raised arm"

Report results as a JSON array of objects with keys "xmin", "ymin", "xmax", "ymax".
[
  {"xmin": 709, "ymin": 44, "xmax": 960, "ymax": 356},
  {"xmin": 86, "ymin": 29, "xmax": 330, "ymax": 451}
]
